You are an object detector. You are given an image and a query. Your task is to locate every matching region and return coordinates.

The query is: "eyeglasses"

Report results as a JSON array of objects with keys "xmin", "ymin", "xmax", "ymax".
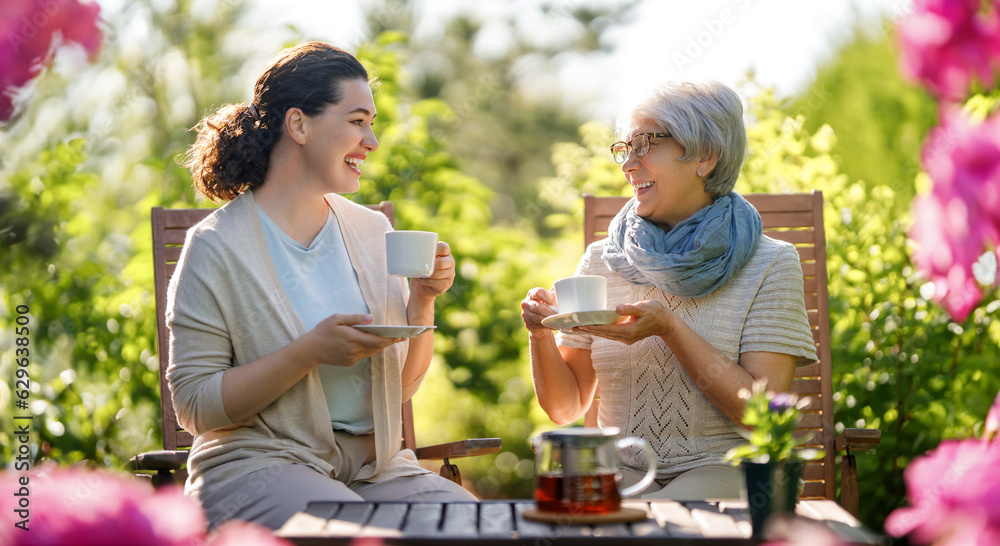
[{"xmin": 609, "ymin": 132, "xmax": 671, "ymax": 164}]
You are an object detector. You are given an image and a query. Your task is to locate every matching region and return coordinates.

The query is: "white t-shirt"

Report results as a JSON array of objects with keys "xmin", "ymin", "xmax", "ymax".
[{"xmin": 257, "ymin": 207, "xmax": 374, "ymax": 434}]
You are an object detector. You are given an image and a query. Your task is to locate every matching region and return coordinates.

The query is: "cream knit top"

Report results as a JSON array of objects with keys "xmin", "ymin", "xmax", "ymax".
[
  {"xmin": 166, "ymin": 191, "xmax": 429, "ymax": 500},
  {"xmin": 557, "ymin": 236, "xmax": 818, "ymax": 478}
]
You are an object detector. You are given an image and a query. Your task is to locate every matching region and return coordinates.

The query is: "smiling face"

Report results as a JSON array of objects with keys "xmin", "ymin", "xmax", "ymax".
[
  {"xmin": 621, "ymin": 117, "xmax": 714, "ymax": 231},
  {"xmin": 299, "ymin": 78, "xmax": 378, "ymax": 194}
]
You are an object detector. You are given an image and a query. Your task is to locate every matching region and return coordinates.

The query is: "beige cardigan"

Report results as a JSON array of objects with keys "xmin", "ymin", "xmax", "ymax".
[{"xmin": 166, "ymin": 191, "xmax": 428, "ymax": 498}]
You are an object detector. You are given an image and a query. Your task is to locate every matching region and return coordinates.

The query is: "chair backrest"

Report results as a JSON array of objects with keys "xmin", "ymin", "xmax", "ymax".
[
  {"xmin": 149, "ymin": 202, "xmax": 419, "ymax": 452},
  {"xmin": 581, "ymin": 191, "xmax": 836, "ymax": 501}
]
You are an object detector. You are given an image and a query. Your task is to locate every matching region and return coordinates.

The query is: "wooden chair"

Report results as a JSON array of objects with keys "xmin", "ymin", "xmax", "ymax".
[
  {"xmin": 581, "ymin": 191, "xmax": 881, "ymax": 516},
  {"xmin": 131, "ymin": 204, "xmax": 500, "ymax": 487}
]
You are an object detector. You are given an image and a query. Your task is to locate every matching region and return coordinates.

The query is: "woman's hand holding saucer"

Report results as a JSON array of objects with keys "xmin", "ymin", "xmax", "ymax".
[
  {"xmin": 574, "ymin": 301, "xmax": 672, "ymax": 345},
  {"xmin": 303, "ymin": 313, "xmax": 403, "ymax": 367}
]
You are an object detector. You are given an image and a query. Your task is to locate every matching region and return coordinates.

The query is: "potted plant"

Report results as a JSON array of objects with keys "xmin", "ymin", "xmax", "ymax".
[{"xmin": 726, "ymin": 381, "xmax": 823, "ymax": 538}]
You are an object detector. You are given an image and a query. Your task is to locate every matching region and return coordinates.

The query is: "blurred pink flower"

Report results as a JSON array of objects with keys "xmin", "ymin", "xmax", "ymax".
[
  {"xmin": 0, "ymin": 465, "xmax": 204, "ymax": 545},
  {"xmin": 885, "ymin": 438, "xmax": 1000, "ymax": 545},
  {"xmin": 0, "ymin": 0, "xmax": 102, "ymax": 121},
  {"xmin": 0, "ymin": 465, "xmax": 291, "ymax": 546},
  {"xmin": 898, "ymin": 0, "xmax": 1000, "ymax": 101},
  {"xmin": 909, "ymin": 107, "xmax": 1000, "ymax": 321}
]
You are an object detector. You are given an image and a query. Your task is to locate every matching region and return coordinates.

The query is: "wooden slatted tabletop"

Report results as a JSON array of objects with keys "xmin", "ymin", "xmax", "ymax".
[{"xmin": 275, "ymin": 499, "xmax": 883, "ymax": 545}]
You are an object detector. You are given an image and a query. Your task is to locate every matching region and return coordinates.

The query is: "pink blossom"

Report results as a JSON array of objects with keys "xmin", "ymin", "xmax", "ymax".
[
  {"xmin": 909, "ymin": 107, "xmax": 1000, "ymax": 321},
  {"xmin": 0, "ymin": 465, "xmax": 291, "ymax": 546},
  {"xmin": 935, "ymin": 265, "xmax": 982, "ymax": 323},
  {"xmin": 897, "ymin": 0, "xmax": 1000, "ymax": 101},
  {"xmin": 885, "ymin": 439, "xmax": 1000, "ymax": 545},
  {"xmin": 0, "ymin": 0, "xmax": 102, "ymax": 121},
  {"xmin": 0, "ymin": 465, "xmax": 205, "ymax": 545}
]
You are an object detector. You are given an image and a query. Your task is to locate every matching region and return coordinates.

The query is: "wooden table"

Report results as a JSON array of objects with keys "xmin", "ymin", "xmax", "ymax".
[{"xmin": 275, "ymin": 499, "xmax": 883, "ymax": 545}]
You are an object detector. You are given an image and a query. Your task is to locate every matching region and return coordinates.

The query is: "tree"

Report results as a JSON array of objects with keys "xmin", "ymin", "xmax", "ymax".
[
  {"xmin": 0, "ymin": 0, "xmax": 264, "ymax": 466},
  {"xmin": 360, "ymin": 0, "xmax": 637, "ymax": 234},
  {"xmin": 788, "ymin": 21, "xmax": 937, "ymax": 211}
]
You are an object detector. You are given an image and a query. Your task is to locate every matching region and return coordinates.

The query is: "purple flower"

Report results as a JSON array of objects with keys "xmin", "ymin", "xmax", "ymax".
[
  {"xmin": 768, "ymin": 393, "xmax": 796, "ymax": 413},
  {"xmin": 898, "ymin": 0, "xmax": 1000, "ymax": 101},
  {"xmin": 885, "ymin": 439, "xmax": 1000, "ymax": 545},
  {"xmin": 909, "ymin": 107, "xmax": 1000, "ymax": 321},
  {"xmin": 0, "ymin": 0, "xmax": 102, "ymax": 121}
]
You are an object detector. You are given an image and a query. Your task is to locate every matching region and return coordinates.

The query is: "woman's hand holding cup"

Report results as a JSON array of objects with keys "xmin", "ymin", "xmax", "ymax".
[
  {"xmin": 521, "ymin": 287, "xmax": 559, "ymax": 334},
  {"xmin": 522, "ymin": 275, "xmax": 609, "ymax": 335},
  {"xmin": 409, "ymin": 240, "xmax": 455, "ymax": 300}
]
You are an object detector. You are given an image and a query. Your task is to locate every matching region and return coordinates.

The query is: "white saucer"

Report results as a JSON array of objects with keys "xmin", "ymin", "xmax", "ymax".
[
  {"xmin": 353, "ymin": 325, "xmax": 436, "ymax": 338},
  {"xmin": 541, "ymin": 310, "xmax": 621, "ymax": 332}
]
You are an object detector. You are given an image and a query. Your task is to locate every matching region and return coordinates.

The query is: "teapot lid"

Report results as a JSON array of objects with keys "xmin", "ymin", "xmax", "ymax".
[
  {"xmin": 539, "ymin": 426, "xmax": 620, "ymax": 439},
  {"xmin": 541, "ymin": 427, "xmax": 619, "ymax": 444}
]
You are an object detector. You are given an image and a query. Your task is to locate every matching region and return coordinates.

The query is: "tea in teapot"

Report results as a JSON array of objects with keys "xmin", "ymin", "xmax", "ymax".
[{"xmin": 532, "ymin": 427, "xmax": 657, "ymax": 514}]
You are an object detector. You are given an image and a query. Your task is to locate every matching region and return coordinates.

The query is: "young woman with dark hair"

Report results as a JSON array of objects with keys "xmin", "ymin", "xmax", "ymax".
[{"xmin": 169, "ymin": 41, "xmax": 475, "ymax": 531}]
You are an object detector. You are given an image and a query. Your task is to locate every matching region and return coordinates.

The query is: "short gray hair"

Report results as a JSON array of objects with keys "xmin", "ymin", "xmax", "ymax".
[{"xmin": 616, "ymin": 81, "xmax": 747, "ymax": 198}]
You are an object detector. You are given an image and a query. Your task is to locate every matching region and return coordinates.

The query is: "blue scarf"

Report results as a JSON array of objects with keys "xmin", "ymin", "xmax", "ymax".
[{"xmin": 602, "ymin": 192, "xmax": 763, "ymax": 298}]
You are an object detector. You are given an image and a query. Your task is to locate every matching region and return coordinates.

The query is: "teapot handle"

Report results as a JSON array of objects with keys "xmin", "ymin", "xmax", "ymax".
[{"xmin": 617, "ymin": 436, "xmax": 657, "ymax": 497}]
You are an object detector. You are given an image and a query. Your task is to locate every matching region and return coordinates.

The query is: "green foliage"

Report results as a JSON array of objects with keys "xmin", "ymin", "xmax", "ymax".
[
  {"xmin": 1, "ymin": 0, "xmax": 272, "ymax": 469},
  {"xmin": 359, "ymin": 0, "xmax": 637, "ymax": 231},
  {"xmin": 788, "ymin": 23, "xmax": 937, "ymax": 210},
  {"xmin": 1, "ymin": 139, "xmax": 159, "ymax": 466}
]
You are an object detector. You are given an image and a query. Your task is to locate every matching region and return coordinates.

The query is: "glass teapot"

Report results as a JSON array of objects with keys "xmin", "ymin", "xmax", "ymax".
[{"xmin": 532, "ymin": 427, "xmax": 657, "ymax": 514}]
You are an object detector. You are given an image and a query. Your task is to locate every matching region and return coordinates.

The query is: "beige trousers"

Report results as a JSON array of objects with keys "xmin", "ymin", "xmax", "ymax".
[
  {"xmin": 198, "ymin": 433, "xmax": 477, "ymax": 531},
  {"xmin": 619, "ymin": 464, "xmax": 743, "ymax": 500}
]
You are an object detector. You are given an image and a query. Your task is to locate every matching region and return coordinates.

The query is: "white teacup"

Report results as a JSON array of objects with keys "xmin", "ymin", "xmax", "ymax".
[
  {"xmin": 553, "ymin": 275, "xmax": 607, "ymax": 314},
  {"xmin": 386, "ymin": 231, "xmax": 438, "ymax": 277}
]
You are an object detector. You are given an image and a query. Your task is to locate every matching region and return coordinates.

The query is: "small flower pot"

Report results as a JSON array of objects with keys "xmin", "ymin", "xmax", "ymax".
[{"xmin": 741, "ymin": 459, "xmax": 803, "ymax": 539}]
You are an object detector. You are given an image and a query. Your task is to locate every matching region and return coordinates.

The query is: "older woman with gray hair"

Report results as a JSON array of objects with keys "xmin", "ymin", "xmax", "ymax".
[{"xmin": 521, "ymin": 81, "xmax": 817, "ymax": 499}]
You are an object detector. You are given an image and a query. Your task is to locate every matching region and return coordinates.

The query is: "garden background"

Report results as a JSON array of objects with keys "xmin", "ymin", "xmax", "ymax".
[{"xmin": 2, "ymin": 0, "xmax": 999, "ymax": 536}]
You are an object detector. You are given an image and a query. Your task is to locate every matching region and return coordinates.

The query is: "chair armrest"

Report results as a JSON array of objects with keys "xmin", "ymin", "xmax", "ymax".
[
  {"xmin": 834, "ymin": 428, "xmax": 880, "ymax": 518},
  {"xmin": 129, "ymin": 450, "xmax": 189, "ymax": 472},
  {"xmin": 835, "ymin": 428, "xmax": 881, "ymax": 452},
  {"xmin": 414, "ymin": 438, "xmax": 501, "ymax": 460}
]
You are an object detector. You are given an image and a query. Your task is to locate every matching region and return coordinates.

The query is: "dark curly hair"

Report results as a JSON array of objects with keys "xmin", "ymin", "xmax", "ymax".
[{"xmin": 182, "ymin": 42, "xmax": 370, "ymax": 201}]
